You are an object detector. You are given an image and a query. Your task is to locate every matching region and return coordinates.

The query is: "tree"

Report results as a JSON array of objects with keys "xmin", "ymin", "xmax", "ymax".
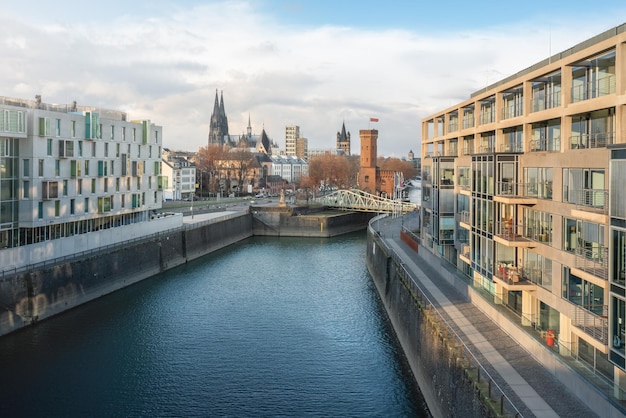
[
  {"xmin": 194, "ymin": 145, "xmax": 226, "ymax": 194},
  {"xmin": 229, "ymin": 146, "xmax": 257, "ymax": 194},
  {"xmin": 377, "ymin": 157, "xmax": 418, "ymax": 180},
  {"xmin": 307, "ymin": 153, "xmax": 356, "ymax": 191}
]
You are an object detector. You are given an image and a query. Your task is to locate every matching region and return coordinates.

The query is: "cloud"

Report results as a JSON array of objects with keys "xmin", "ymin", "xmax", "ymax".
[{"xmin": 0, "ymin": 3, "xmax": 619, "ymax": 156}]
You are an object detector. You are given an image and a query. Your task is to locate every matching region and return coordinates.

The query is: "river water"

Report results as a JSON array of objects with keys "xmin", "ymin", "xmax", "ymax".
[{"xmin": 0, "ymin": 232, "xmax": 428, "ymax": 417}]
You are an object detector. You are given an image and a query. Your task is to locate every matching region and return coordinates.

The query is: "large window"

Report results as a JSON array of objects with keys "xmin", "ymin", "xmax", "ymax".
[
  {"xmin": 563, "ymin": 168, "xmax": 605, "ymax": 209},
  {"xmin": 563, "ymin": 268, "xmax": 605, "ymax": 316},
  {"xmin": 524, "ymin": 208, "xmax": 552, "ymax": 244},
  {"xmin": 612, "ymin": 229, "xmax": 626, "ymax": 286},
  {"xmin": 523, "ymin": 250, "xmax": 552, "ymax": 289},
  {"xmin": 524, "ymin": 167, "xmax": 552, "ymax": 199},
  {"xmin": 563, "ymin": 218, "xmax": 605, "ymax": 258}
]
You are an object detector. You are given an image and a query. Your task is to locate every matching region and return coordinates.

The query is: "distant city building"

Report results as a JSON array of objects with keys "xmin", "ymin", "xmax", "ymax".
[
  {"xmin": 336, "ymin": 122, "xmax": 351, "ymax": 155},
  {"xmin": 161, "ymin": 149, "xmax": 196, "ymax": 200},
  {"xmin": 308, "ymin": 148, "xmax": 345, "ymax": 158},
  {"xmin": 270, "ymin": 155, "xmax": 309, "ymax": 184},
  {"xmin": 295, "ymin": 137, "xmax": 308, "ymax": 159},
  {"xmin": 285, "ymin": 125, "xmax": 299, "ymax": 156},
  {"xmin": 0, "ymin": 95, "xmax": 164, "ymax": 267},
  {"xmin": 208, "ymin": 90, "xmax": 230, "ymax": 146}
]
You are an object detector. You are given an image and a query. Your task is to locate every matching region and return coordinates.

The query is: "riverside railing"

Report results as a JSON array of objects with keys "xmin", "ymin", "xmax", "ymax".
[
  {"xmin": 370, "ymin": 224, "xmax": 523, "ymax": 417},
  {"xmin": 0, "ymin": 211, "xmax": 248, "ymax": 279}
]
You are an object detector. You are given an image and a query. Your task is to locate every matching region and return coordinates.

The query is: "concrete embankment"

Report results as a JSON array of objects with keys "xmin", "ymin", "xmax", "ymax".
[
  {"xmin": 251, "ymin": 205, "xmax": 374, "ymax": 237},
  {"xmin": 0, "ymin": 212, "xmax": 252, "ymax": 337},
  {"xmin": 366, "ymin": 223, "xmax": 500, "ymax": 418}
]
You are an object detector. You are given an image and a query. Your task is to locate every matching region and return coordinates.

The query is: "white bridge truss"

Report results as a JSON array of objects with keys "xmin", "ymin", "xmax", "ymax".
[{"xmin": 312, "ymin": 189, "xmax": 419, "ymax": 214}]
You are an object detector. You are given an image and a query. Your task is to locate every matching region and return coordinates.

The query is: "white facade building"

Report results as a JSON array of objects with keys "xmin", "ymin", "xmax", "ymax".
[
  {"xmin": 0, "ymin": 96, "xmax": 168, "ymax": 268},
  {"xmin": 270, "ymin": 155, "xmax": 308, "ymax": 184},
  {"xmin": 161, "ymin": 150, "xmax": 196, "ymax": 200}
]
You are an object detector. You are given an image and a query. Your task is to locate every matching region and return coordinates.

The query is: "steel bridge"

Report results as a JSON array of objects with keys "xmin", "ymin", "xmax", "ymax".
[{"xmin": 312, "ymin": 189, "xmax": 419, "ymax": 214}]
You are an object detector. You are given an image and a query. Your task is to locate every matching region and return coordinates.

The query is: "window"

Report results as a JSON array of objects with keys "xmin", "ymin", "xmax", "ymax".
[
  {"xmin": 78, "ymin": 141, "xmax": 83, "ymax": 157},
  {"xmin": 63, "ymin": 179, "xmax": 68, "ymax": 196},
  {"xmin": 38, "ymin": 202, "xmax": 43, "ymax": 219},
  {"xmin": 55, "ymin": 119, "xmax": 61, "ymax": 136},
  {"xmin": 23, "ymin": 181, "xmax": 29, "ymax": 198},
  {"xmin": 122, "ymin": 127, "xmax": 126, "ymax": 141},
  {"xmin": 104, "ymin": 178, "xmax": 108, "ymax": 193},
  {"xmin": 55, "ymin": 160, "xmax": 60, "ymax": 176},
  {"xmin": 42, "ymin": 181, "xmax": 59, "ymax": 199},
  {"xmin": 91, "ymin": 178, "xmax": 96, "ymax": 193},
  {"xmin": 110, "ymin": 125, "xmax": 115, "ymax": 140},
  {"xmin": 563, "ymin": 168, "xmax": 605, "ymax": 208},
  {"xmin": 71, "ymin": 120, "xmax": 76, "ymax": 138},
  {"xmin": 524, "ymin": 167, "xmax": 552, "ymax": 199},
  {"xmin": 116, "ymin": 143, "xmax": 120, "ymax": 157},
  {"xmin": 84, "ymin": 197, "xmax": 89, "ymax": 213},
  {"xmin": 70, "ymin": 199, "xmax": 75, "ymax": 215},
  {"xmin": 132, "ymin": 128, "xmax": 136, "ymax": 142},
  {"xmin": 38, "ymin": 117, "xmax": 50, "ymax": 136},
  {"xmin": 116, "ymin": 178, "xmax": 120, "ymax": 192},
  {"xmin": 54, "ymin": 200, "xmax": 60, "ymax": 217},
  {"xmin": 38, "ymin": 159, "xmax": 44, "ymax": 177},
  {"xmin": 23, "ymin": 159, "xmax": 30, "ymax": 177},
  {"xmin": 85, "ymin": 160, "xmax": 90, "ymax": 176},
  {"xmin": 105, "ymin": 143, "xmax": 109, "ymax": 157},
  {"xmin": 614, "ymin": 229, "xmax": 626, "ymax": 286},
  {"xmin": 47, "ymin": 138, "xmax": 53, "ymax": 156},
  {"xmin": 78, "ymin": 179, "xmax": 83, "ymax": 195},
  {"xmin": 364, "ymin": 175, "xmax": 369, "ymax": 182}
]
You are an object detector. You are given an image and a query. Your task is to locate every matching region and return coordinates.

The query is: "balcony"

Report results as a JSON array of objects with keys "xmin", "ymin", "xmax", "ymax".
[
  {"xmin": 570, "ymin": 132, "xmax": 614, "ymax": 149},
  {"xmin": 572, "ymin": 303, "xmax": 608, "ymax": 345},
  {"xmin": 458, "ymin": 211, "xmax": 471, "ymax": 229},
  {"xmin": 571, "ymin": 74, "xmax": 616, "ymax": 103},
  {"xmin": 500, "ymin": 143, "xmax": 524, "ymax": 153},
  {"xmin": 493, "ymin": 264, "xmax": 535, "ymax": 289},
  {"xmin": 531, "ymin": 91, "xmax": 561, "ymax": 112},
  {"xmin": 572, "ymin": 189, "xmax": 608, "ymax": 214},
  {"xmin": 493, "ymin": 182, "xmax": 539, "ymax": 205},
  {"xmin": 530, "ymin": 137, "xmax": 561, "ymax": 152},
  {"xmin": 459, "ymin": 243, "xmax": 471, "ymax": 264},
  {"xmin": 493, "ymin": 221, "xmax": 537, "ymax": 248},
  {"xmin": 574, "ymin": 246, "xmax": 608, "ymax": 281}
]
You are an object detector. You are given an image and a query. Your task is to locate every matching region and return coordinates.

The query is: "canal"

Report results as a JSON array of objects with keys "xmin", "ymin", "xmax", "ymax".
[{"xmin": 0, "ymin": 232, "xmax": 428, "ymax": 417}]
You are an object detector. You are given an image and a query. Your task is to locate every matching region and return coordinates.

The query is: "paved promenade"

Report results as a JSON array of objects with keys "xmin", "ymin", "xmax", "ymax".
[{"xmin": 376, "ymin": 214, "xmax": 597, "ymax": 418}]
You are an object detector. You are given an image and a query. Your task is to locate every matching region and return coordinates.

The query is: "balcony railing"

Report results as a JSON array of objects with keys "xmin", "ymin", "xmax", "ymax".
[
  {"xmin": 459, "ymin": 210, "xmax": 471, "ymax": 225},
  {"xmin": 448, "ymin": 121, "xmax": 458, "ymax": 132},
  {"xmin": 572, "ymin": 304, "xmax": 608, "ymax": 345},
  {"xmin": 531, "ymin": 91, "xmax": 561, "ymax": 112},
  {"xmin": 495, "ymin": 181, "xmax": 548, "ymax": 199},
  {"xmin": 572, "ymin": 189, "xmax": 608, "ymax": 214},
  {"xmin": 530, "ymin": 137, "xmax": 561, "ymax": 152},
  {"xmin": 571, "ymin": 74, "xmax": 616, "ymax": 103},
  {"xmin": 478, "ymin": 145, "xmax": 495, "ymax": 153},
  {"xmin": 462, "ymin": 118, "xmax": 474, "ymax": 129},
  {"xmin": 502, "ymin": 103, "xmax": 523, "ymax": 119},
  {"xmin": 575, "ymin": 246, "xmax": 608, "ymax": 281},
  {"xmin": 500, "ymin": 143, "xmax": 524, "ymax": 153},
  {"xmin": 458, "ymin": 176, "xmax": 471, "ymax": 190},
  {"xmin": 570, "ymin": 132, "xmax": 614, "ymax": 149}
]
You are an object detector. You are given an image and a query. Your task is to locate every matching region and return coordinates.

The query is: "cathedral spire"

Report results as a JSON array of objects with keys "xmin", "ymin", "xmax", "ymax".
[{"xmin": 247, "ymin": 113, "xmax": 252, "ymax": 137}]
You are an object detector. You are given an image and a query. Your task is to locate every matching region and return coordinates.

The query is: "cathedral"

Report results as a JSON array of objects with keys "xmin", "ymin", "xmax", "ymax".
[{"xmin": 208, "ymin": 90, "xmax": 231, "ymax": 146}]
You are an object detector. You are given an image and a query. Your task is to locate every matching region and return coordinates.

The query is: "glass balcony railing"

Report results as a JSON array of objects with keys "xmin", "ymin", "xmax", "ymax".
[
  {"xmin": 530, "ymin": 137, "xmax": 561, "ymax": 152},
  {"xmin": 570, "ymin": 132, "xmax": 614, "ymax": 149},
  {"xmin": 571, "ymin": 74, "xmax": 616, "ymax": 103}
]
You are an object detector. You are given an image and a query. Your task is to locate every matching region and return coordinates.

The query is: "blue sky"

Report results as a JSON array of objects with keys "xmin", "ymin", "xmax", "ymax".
[{"xmin": 1, "ymin": 1, "xmax": 624, "ymax": 156}]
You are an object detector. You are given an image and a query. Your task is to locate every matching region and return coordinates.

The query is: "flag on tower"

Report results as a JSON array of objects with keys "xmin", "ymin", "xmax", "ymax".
[{"xmin": 369, "ymin": 117, "xmax": 379, "ymax": 122}]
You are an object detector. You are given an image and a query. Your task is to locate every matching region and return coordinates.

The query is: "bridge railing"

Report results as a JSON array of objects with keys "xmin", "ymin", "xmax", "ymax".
[{"xmin": 312, "ymin": 189, "xmax": 419, "ymax": 213}]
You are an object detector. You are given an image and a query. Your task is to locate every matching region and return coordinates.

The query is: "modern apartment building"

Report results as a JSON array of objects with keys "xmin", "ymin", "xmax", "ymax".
[
  {"xmin": 0, "ymin": 96, "xmax": 165, "ymax": 268},
  {"xmin": 285, "ymin": 125, "xmax": 299, "ymax": 157},
  {"xmin": 420, "ymin": 23, "xmax": 626, "ymax": 400}
]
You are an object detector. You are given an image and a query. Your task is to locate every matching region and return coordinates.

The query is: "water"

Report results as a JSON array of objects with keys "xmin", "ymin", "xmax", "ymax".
[{"xmin": 0, "ymin": 232, "xmax": 428, "ymax": 417}]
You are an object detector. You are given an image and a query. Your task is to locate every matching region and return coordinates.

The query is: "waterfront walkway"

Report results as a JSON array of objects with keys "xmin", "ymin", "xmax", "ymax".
[{"xmin": 376, "ymin": 214, "xmax": 597, "ymax": 418}]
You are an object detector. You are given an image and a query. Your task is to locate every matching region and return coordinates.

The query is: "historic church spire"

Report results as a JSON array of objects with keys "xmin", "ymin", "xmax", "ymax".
[
  {"xmin": 208, "ymin": 89, "xmax": 230, "ymax": 146},
  {"xmin": 336, "ymin": 121, "xmax": 351, "ymax": 156}
]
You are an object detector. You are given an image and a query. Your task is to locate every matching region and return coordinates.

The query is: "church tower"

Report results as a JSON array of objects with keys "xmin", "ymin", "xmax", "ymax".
[
  {"xmin": 336, "ymin": 122, "xmax": 351, "ymax": 155},
  {"xmin": 208, "ymin": 90, "xmax": 230, "ymax": 146}
]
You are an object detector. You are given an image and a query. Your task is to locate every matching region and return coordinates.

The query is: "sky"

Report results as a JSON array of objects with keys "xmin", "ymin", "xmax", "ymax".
[{"xmin": 1, "ymin": 1, "xmax": 624, "ymax": 157}]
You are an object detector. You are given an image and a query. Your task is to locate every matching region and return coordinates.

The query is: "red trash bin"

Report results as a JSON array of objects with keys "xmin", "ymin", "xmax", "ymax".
[{"xmin": 546, "ymin": 329, "xmax": 555, "ymax": 347}]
